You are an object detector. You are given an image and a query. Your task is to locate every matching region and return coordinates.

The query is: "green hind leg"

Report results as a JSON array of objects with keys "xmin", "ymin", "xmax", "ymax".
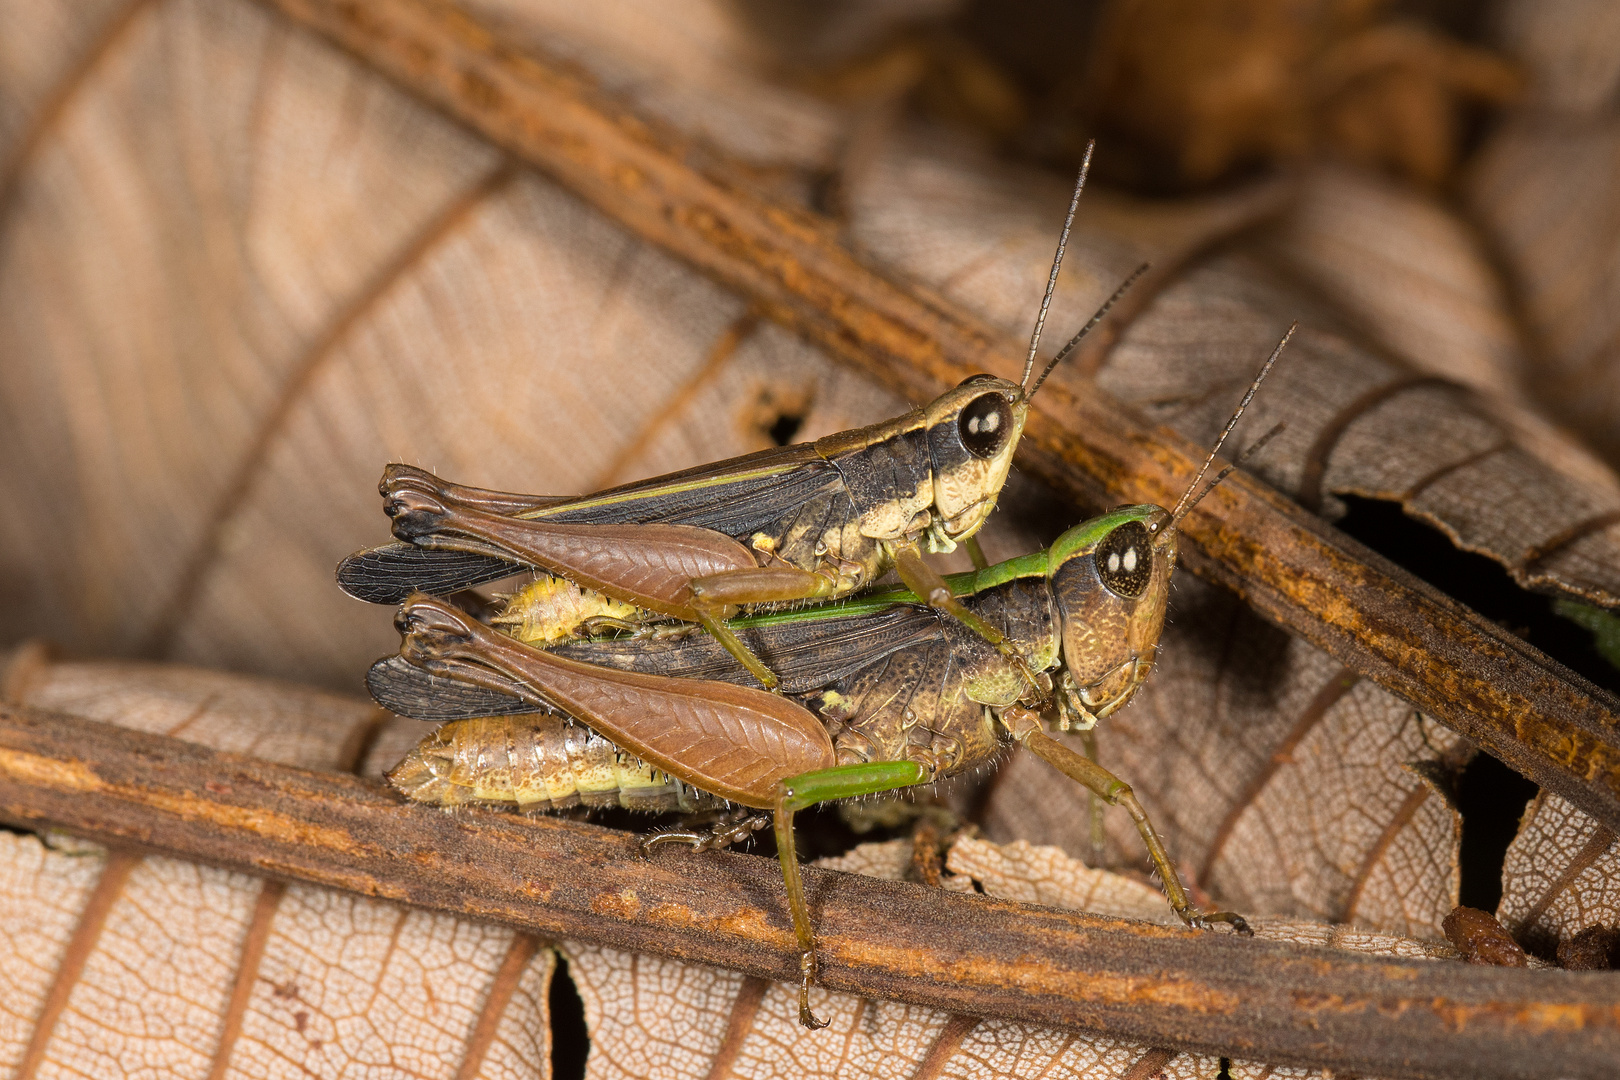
[{"xmin": 773, "ymin": 760, "xmax": 930, "ymax": 1029}]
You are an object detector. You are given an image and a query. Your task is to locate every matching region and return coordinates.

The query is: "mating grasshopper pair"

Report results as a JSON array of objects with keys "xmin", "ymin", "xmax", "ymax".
[
  {"xmin": 344, "ymin": 358, "xmax": 1288, "ymax": 1028},
  {"xmin": 339, "ymin": 154, "xmax": 1287, "ymax": 1027}
]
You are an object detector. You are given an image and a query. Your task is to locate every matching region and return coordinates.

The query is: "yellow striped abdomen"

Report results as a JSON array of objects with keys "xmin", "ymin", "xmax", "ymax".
[{"xmin": 388, "ymin": 715, "xmax": 723, "ymax": 813}]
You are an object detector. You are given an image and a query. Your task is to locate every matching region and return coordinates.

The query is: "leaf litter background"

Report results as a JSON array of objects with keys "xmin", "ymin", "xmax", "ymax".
[{"xmin": 2, "ymin": 0, "xmax": 1620, "ymax": 1077}]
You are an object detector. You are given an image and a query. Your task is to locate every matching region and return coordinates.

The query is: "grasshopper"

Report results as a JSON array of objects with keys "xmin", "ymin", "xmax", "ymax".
[
  {"xmin": 338, "ymin": 149, "xmax": 1147, "ymax": 691},
  {"xmin": 368, "ymin": 329, "xmax": 1290, "ymax": 1028}
]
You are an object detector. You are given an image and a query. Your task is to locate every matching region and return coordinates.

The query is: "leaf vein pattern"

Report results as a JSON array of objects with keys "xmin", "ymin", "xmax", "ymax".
[
  {"xmin": 1512, "ymin": 824, "xmax": 1619, "ymax": 935},
  {"xmin": 140, "ymin": 160, "xmax": 521, "ymax": 659},
  {"xmin": 1199, "ymin": 668, "xmax": 1360, "ymax": 885},
  {"xmin": 0, "ymin": 0, "xmax": 159, "ymax": 223},
  {"xmin": 1341, "ymin": 783, "xmax": 1433, "ymax": 925},
  {"xmin": 14, "ymin": 851, "xmax": 141, "ymax": 1080},
  {"xmin": 1400, "ymin": 438, "xmax": 1511, "ymax": 500},
  {"xmin": 204, "ymin": 879, "xmax": 286, "ymax": 1080},
  {"xmin": 700, "ymin": 975, "xmax": 769, "ymax": 1080},
  {"xmin": 593, "ymin": 310, "xmax": 760, "ymax": 491},
  {"xmin": 1517, "ymin": 507, "xmax": 1620, "ymax": 569},
  {"xmin": 452, "ymin": 932, "xmax": 543, "ymax": 1080},
  {"xmin": 1297, "ymin": 375, "xmax": 1459, "ymax": 512},
  {"xmin": 1119, "ymin": 1047, "xmax": 1177, "ymax": 1080},
  {"xmin": 910, "ymin": 1012, "xmax": 978, "ymax": 1080}
]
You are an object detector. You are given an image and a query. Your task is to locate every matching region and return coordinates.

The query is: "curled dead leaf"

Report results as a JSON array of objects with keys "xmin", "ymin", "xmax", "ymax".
[{"xmin": 1497, "ymin": 791, "xmax": 1620, "ymax": 958}]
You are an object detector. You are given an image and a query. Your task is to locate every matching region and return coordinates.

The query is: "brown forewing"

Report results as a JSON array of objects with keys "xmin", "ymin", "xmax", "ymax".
[{"xmin": 412, "ymin": 605, "xmax": 838, "ymax": 807}]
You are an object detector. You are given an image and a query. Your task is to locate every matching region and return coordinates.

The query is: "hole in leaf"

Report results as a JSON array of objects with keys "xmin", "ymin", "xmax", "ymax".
[
  {"xmin": 1455, "ymin": 751, "xmax": 1538, "ymax": 912},
  {"xmin": 743, "ymin": 382, "xmax": 814, "ymax": 448},
  {"xmin": 1331, "ymin": 496, "xmax": 1609, "ymax": 912},
  {"xmin": 550, "ymin": 952, "xmax": 589, "ymax": 1080},
  {"xmin": 769, "ymin": 412, "xmax": 805, "ymax": 446},
  {"xmin": 1333, "ymin": 495, "xmax": 1620, "ymax": 695}
]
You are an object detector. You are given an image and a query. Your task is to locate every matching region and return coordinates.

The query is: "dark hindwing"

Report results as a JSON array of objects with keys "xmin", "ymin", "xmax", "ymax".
[
  {"xmin": 367, "ymin": 656, "xmax": 542, "ymax": 721},
  {"xmin": 338, "ymin": 544, "xmax": 521, "ymax": 605},
  {"xmin": 557, "ymin": 604, "xmax": 946, "ymax": 695},
  {"xmin": 377, "ymin": 601, "xmax": 948, "ymax": 724},
  {"xmin": 340, "ymin": 445, "xmax": 845, "ymax": 601}
]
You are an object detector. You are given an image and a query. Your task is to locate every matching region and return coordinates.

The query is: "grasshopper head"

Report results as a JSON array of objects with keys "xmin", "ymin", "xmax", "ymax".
[
  {"xmin": 1045, "ymin": 505, "xmax": 1175, "ymax": 728},
  {"xmin": 924, "ymin": 375, "xmax": 1029, "ymax": 542}
]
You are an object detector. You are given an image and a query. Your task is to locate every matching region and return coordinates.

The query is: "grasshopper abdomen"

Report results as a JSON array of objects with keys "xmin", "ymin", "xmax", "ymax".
[{"xmin": 389, "ymin": 714, "xmax": 723, "ymax": 813}]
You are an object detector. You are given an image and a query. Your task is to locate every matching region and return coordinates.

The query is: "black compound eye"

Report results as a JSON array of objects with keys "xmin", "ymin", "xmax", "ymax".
[
  {"xmin": 1095, "ymin": 520, "xmax": 1152, "ymax": 598},
  {"xmin": 958, "ymin": 393, "xmax": 1013, "ymax": 459}
]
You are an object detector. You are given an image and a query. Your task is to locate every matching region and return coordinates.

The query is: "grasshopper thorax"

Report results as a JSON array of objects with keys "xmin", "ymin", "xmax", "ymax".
[
  {"xmin": 923, "ymin": 374, "xmax": 1029, "ymax": 546},
  {"xmin": 1046, "ymin": 505, "xmax": 1175, "ymax": 728}
]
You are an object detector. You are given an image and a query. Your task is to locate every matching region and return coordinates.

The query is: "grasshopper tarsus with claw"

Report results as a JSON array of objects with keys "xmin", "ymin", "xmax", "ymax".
[{"xmin": 641, "ymin": 811, "xmax": 771, "ymax": 856}]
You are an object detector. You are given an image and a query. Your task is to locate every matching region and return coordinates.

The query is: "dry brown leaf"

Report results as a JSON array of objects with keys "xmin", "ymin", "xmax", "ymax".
[
  {"xmin": 1490, "ymin": 0, "xmax": 1620, "ymax": 118},
  {"xmin": 1082, "ymin": 0, "xmax": 1523, "ymax": 188},
  {"xmin": 842, "ymin": 130, "xmax": 1620, "ymax": 607},
  {"xmin": 6, "ymin": 649, "xmax": 379, "ymax": 770},
  {"xmin": 0, "ymin": 0, "xmax": 914, "ymax": 694},
  {"xmin": 1094, "ymin": 250, "xmax": 1620, "ymax": 606},
  {"xmin": 1467, "ymin": 0, "xmax": 1620, "ymax": 472},
  {"xmin": 565, "ymin": 836, "xmax": 1206, "ymax": 1080},
  {"xmin": 1261, "ymin": 163, "xmax": 1526, "ymax": 401},
  {"xmin": 562, "ymin": 943, "xmax": 1217, "ymax": 1080},
  {"xmin": 1497, "ymin": 791, "xmax": 1620, "ymax": 959},
  {"xmin": 564, "ymin": 833, "xmax": 1467, "ymax": 1080},
  {"xmin": 9, "ymin": 0, "xmax": 1620, "ymax": 694},
  {"xmin": 0, "ymin": 649, "xmax": 554, "ymax": 1079},
  {"xmin": 0, "ymin": 648, "xmax": 1486, "ymax": 1079},
  {"xmin": 463, "ymin": 0, "xmax": 846, "ymax": 172}
]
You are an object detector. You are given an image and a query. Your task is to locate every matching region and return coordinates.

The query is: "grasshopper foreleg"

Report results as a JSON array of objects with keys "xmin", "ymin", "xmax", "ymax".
[
  {"xmin": 892, "ymin": 544, "xmax": 1043, "ymax": 694},
  {"xmin": 641, "ymin": 811, "xmax": 770, "ymax": 855},
  {"xmin": 686, "ymin": 567, "xmax": 844, "ymax": 690},
  {"xmin": 1078, "ymin": 727, "xmax": 1109, "ymax": 870},
  {"xmin": 1002, "ymin": 707, "xmax": 1251, "ymax": 936},
  {"xmin": 963, "ymin": 535, "xmax": 990, "ymax": 571}
]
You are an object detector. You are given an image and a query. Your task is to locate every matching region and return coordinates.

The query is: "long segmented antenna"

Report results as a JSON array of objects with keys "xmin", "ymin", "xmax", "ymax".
[
  {"xmin": 1020, "ymin": 140, "xmax": 1094, "ymax": 392},
  {"xmin": 1173, "ymin": 420, "xmax": 1288, "ymax": 525},
  {"xmin": 1165, "ymin": 322, "xmax": 1297, "ymax": 533},
  {"xmin": 1027, "ymin": 262, "xmax": 1150, "ymax": 400}
]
